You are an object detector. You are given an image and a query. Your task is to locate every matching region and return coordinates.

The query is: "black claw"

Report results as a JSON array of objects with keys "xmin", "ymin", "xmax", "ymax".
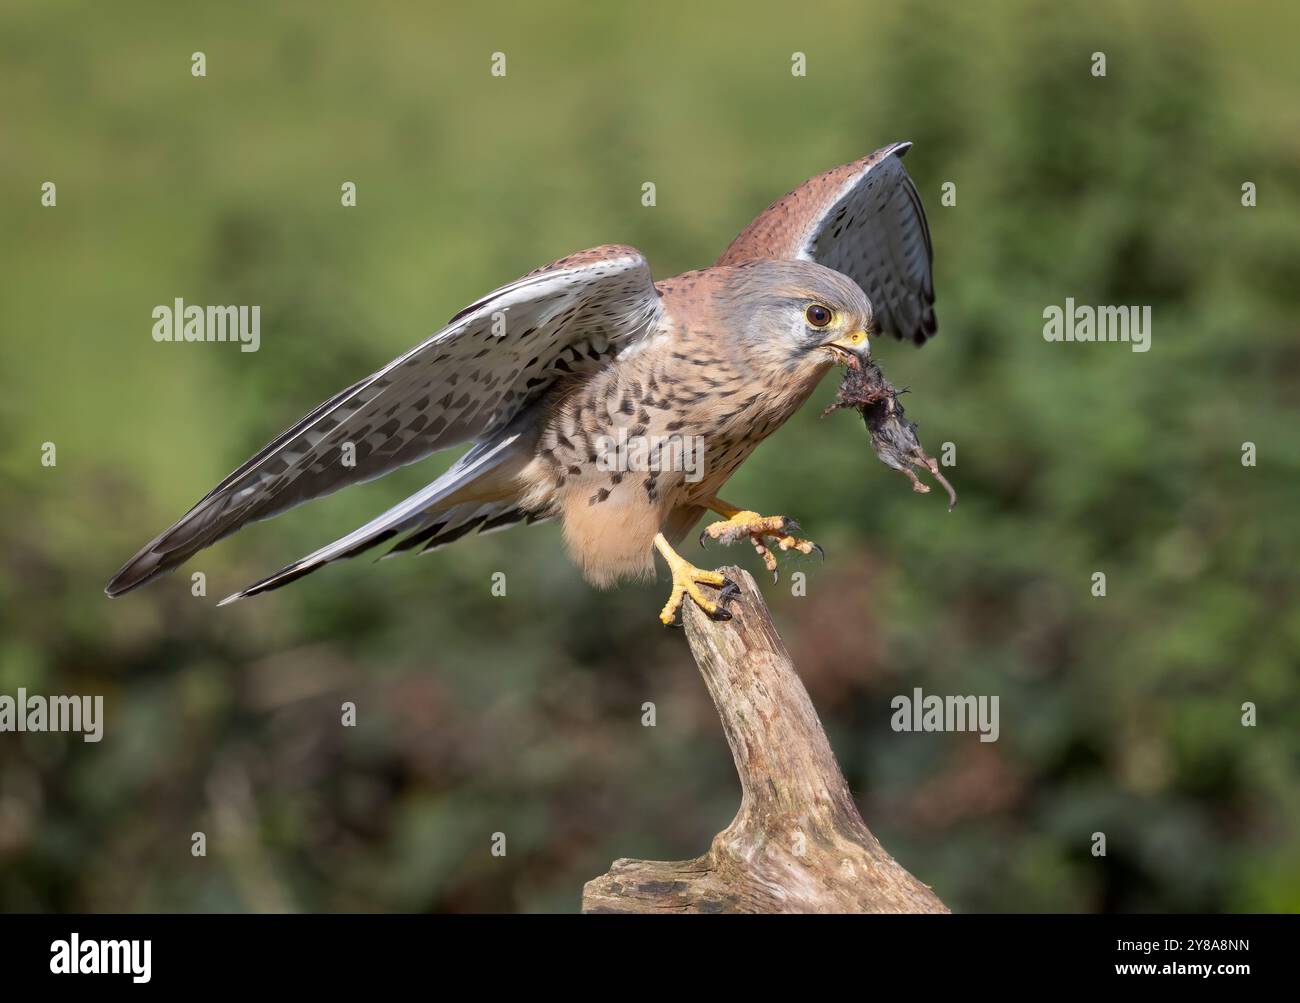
[
  {"xmin": 784, "ymin": 518, "xmax": 802, "ymax": 533},
  {"xmin": 771, "ymin": 567, "xmax": 780, "ymax": 585},
  {"xmin": 712, "ymin": 606, "xmax": 733, "ymax": 621},
  {"xmin": 720, "ymin": 578, "xmax": 742, "ymax": 601},
  {"xmin": 698, "ymin": 529, "xmax": 709, "ymax": 549},
  {"xmin": 812, "ymin": 542, "xmax": 826, "ymax": 561}
]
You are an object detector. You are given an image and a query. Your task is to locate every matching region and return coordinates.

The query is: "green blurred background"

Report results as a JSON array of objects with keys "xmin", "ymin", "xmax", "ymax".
[{"xmin": 2, "ymin": 0, "xmax": 1298, "ymax": 913}]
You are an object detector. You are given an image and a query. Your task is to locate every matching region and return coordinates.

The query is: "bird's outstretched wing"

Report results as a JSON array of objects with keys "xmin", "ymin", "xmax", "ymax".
[
  {"xmin": 106, "ymin": 244, "xmax": 662, "ymax": 596},
  {"xmin": 716, "ymin": 142, "xmax": 936, "ymax": 345}
]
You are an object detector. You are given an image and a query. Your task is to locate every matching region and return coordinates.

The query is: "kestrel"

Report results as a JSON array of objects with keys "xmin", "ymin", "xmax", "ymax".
[{"xmin": 107, "ymin": 142, "xmax": 936, "ymax": 624}]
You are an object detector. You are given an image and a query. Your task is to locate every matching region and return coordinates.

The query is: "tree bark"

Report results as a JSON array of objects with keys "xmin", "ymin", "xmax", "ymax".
[{"xmin": 582, "ymin": 567, "xmax": 948, "ymax": 914}]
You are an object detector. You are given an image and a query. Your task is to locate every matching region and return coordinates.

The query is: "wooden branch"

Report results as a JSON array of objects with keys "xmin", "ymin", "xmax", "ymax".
[{"xmin": 583, "ymin": 567, "xmax": 949, "ymax": 914}]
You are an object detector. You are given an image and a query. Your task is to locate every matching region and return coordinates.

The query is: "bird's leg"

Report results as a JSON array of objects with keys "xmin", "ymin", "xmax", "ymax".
[
  {"xmin": 700, "ymin": 498, "xmax": 822, "ymax": 582},
  {"xmin": 652, "ymin": 533, "xmax": 737, "ymax": 626}
]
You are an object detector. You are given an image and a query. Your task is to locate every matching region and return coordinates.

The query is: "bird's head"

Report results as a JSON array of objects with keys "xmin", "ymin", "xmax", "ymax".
[{"xmin": 718, "ymin": 259, "xmax": 874, "ymax": 374}]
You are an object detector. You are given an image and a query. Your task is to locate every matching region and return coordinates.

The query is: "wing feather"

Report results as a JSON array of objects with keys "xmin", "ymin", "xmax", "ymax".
[
  {"xmin": 108, "ymin": 245, "xmax": 660, "ymax": 596},
  {"xmin": 214, "ymin": 432, "xmax": 533, "ymax": 604},
  {"xmin": 716, "ymin": 142, "xmax": 937, "ymax": 345}
]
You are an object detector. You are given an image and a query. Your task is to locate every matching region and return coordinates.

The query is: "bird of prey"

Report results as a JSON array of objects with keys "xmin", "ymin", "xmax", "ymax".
[{"xmin": 107, "ymin": 141, "xmax": 936, "ymax": 624}]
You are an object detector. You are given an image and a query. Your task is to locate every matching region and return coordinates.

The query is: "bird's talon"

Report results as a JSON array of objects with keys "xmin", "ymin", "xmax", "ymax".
[
  {"xmin": 701, "ymin": 508, "xmax": 821, "ymax": 578},
  {"xmin": 655, "ymin": 535, "xmax": 733, "ymax": 626}
]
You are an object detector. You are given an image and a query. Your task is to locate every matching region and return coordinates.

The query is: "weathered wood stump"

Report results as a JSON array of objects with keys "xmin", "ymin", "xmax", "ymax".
[{"xmin": 583, "ymin": 567, "xmax": 948, "ymax": 914}]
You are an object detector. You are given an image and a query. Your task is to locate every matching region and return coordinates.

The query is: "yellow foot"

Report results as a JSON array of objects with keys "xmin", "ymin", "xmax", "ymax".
[
  {"xmin": 700, "ymin": 510, "xmax": 823, "ymax": 582},
  {"xmin": 653, "ymin": 532, "xmax": 739, "ymax": 627}
]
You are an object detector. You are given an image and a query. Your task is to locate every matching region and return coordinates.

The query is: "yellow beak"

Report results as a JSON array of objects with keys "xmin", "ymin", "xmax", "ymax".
[{"xmin": 825, "ymin": 330, "xmax": 869, "ymax": 362}]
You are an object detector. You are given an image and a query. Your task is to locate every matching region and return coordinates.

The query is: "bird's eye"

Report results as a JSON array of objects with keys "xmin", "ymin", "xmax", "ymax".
[{"xmin": 805, "ymin": 304, "xmax": 833, "ymax": 328}]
